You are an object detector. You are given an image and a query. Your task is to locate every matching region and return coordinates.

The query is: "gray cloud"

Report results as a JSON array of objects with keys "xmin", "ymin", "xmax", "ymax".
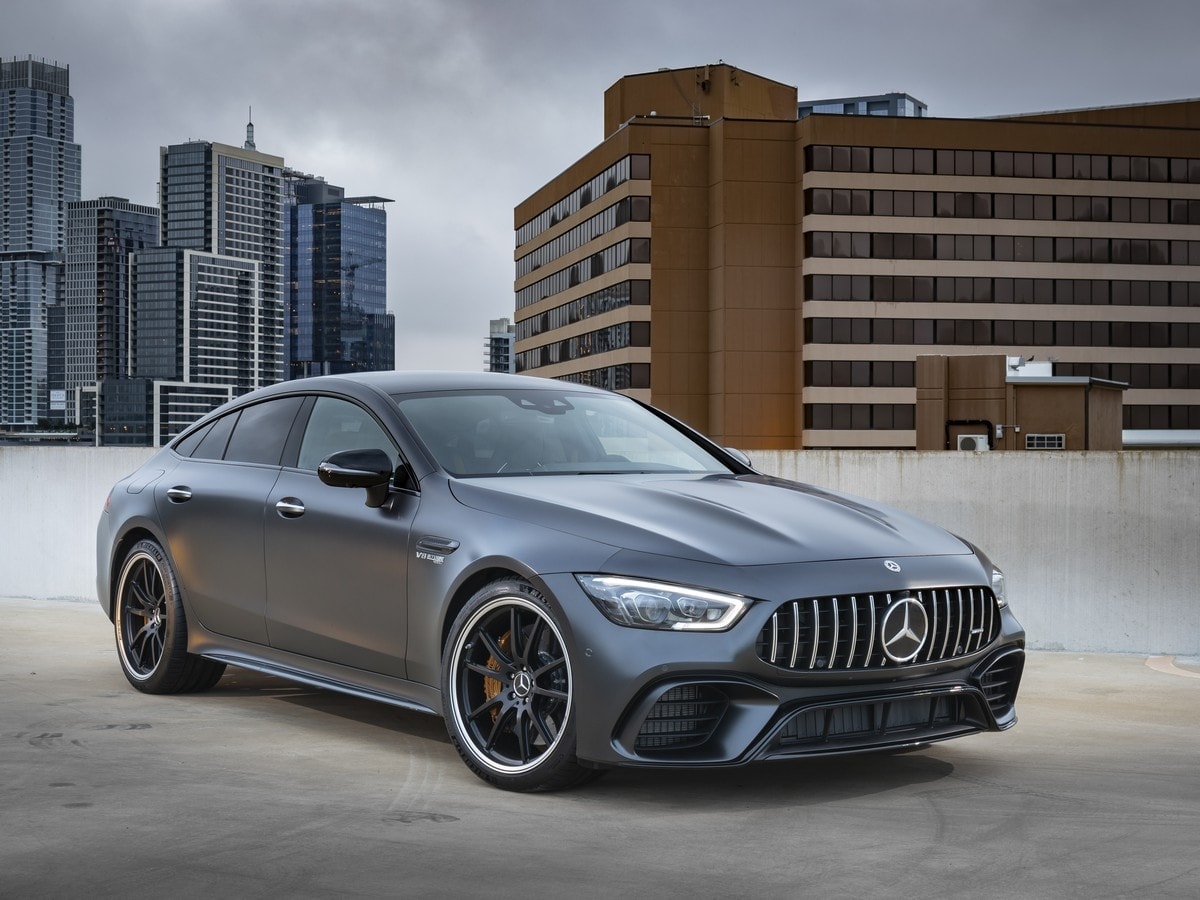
[{"xmin": 7, "ymin": 0, "xmax": 1198, "ymax": 369}]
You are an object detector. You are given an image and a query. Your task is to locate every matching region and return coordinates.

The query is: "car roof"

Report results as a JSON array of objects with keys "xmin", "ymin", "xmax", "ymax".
[
  {"xmin": 214, "ymin": 371, "xmax": 613, "ymax": 411},
  {"xmin": 305, "ymin": 370, "xmax": 608, "ymax": 396}
]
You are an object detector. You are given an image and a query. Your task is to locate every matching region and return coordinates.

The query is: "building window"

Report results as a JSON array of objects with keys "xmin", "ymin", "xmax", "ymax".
[
  {"xmin": 516, "ymin": 155, "xmax": 651, "ymax": 247},
  {"xmin": 806, "ymin": 145, "xmax": 1200, "ymax": 184},
  {"xmin": 804, "ymin": 403, "xmax": 915, "ymax": 430},
  {"xmin": 555, "ymin": 364, "xmax": 650, "ymax": 391}
]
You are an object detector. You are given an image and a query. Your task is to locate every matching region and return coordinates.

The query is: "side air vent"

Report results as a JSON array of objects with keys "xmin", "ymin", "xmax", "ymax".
[{"xmin": 634, "ymin": 684, "xmax": 727, "ymax": 752}]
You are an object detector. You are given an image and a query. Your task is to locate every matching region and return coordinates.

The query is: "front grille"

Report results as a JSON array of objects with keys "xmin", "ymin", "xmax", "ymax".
[
  {"xmin": 756, "ymin": 587, "xmax": 999, "ymax": 672},
  {"xmin": 634, "ymin": 685, "xmax": 727, "ymax": 752}
]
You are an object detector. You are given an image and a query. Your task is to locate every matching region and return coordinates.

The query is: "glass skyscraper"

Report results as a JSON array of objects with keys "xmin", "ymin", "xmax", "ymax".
[
  {"xmin": 0, "ymin": 57, "xmax": 81, "ymax": 429},
  {"xmin": 154, "ymin": 138, "xmax": 286, "ymax": 389},
  {"xmin": 64, "ymin": 198, "xmax": 159, "ymax": 387},
  {"xmin": 284, "ymin": 174, "xmax": 393, "ymax": 379},
  {"xmin": 64, "ymin": 197, "xmax": 159, "ymax": 442},
  {"xmin": 127, "ymin": 135, "xmax": 285, "ymax": 444}
]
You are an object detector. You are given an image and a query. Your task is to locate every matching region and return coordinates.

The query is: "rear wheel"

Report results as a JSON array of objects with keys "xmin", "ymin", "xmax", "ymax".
[
  {"xmin": 443, "ymin": 579, "xmax": 599, "ymax": 791},
  {"xmin": 114, "ymin": 539, "xmax": 226, "ymax": 693}
]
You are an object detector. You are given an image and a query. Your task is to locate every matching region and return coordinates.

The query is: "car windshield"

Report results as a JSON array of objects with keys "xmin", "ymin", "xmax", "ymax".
[{"xmin": 392, "ymin": 388, "xmax": 732, "ymax": 477}]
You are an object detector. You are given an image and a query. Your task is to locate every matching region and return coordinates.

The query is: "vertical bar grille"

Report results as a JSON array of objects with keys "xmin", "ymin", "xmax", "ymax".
[{"xmin": 756, "ymin": 587, "xmax": 1000, "ymax": 671}]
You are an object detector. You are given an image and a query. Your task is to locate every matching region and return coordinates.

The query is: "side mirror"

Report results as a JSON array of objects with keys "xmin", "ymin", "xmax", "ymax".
[{"xmin": 318, "ymin": 448, "xmax": 395, "ymax": 508}]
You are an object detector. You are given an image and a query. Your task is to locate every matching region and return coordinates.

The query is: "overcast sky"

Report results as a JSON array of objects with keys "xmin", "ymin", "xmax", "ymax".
[{"xmin": 7, "ymin": 0, "xmax": 1199, "ymax": 370}]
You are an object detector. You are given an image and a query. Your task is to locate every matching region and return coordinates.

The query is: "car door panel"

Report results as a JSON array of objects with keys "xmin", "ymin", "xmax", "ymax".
[
  {"xmin": 263, "ymin": 469, "xmax": 415, "ymax": 677},
  {"xmin": 262, "ymin": 395, "xmax": 415, "ymax": 677},
  {"xmin": 155, "ymin": 459, "xmax": 279, "ymax": 644}
]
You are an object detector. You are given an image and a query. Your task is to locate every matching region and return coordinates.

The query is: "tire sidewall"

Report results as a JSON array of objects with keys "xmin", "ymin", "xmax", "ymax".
[
  {"xmin": 442, "ymin": 579, "xmax": 583, "ymax": 791},
  {"xmin": 114, "ymin": 538, "xmax": 186, "ymax": 692}
]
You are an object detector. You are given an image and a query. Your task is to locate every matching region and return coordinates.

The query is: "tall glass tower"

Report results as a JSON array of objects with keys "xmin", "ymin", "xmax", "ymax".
[
  {"xmin": 155, "ymin": 137, "xmax": 286, "ymax": 389},
  {"xmin": 65, "ymin": 198, "xmax": 159, "ymax": 387},
  {"xmin": 0, "ymin": 57, "xmax": 81, "ymax": 429},
  {"xmin": 127, "ymin": 130, "xmax": 285, "ymax": 444},
  {"xmin": 284, "ymin": 173, "xmax": 393, "ymax": 379}
]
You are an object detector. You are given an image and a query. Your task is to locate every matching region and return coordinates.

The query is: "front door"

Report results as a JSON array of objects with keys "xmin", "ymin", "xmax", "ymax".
[{"xmin": 263, "ymin": 396, "xmax": 415, "ymax": 677}]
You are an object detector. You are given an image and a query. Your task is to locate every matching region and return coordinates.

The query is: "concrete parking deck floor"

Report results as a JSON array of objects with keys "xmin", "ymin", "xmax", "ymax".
[{"xmin": 2, "ymin": 596, "xmax": 1198, "ymax": 899}]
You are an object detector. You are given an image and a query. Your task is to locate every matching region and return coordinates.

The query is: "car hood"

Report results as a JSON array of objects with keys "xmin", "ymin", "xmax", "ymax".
[{"xmin": 448, "ymin": 473, "xmax": 969, "ymax": 567}]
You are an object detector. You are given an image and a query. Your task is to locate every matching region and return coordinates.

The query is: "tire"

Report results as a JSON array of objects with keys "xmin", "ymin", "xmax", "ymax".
[
  {"xmin": 114, "ymin": 538, "xmax": 226, "ymax": 694},
  {"xmin": 442, "ymin": 579, "xmax": 600, "ymax": 792}
]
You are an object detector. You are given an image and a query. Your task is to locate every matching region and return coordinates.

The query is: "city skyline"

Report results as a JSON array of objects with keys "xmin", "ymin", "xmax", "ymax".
[{"xmin": 5, "ymin": 0, "xmax": 1199, "ymax": 372}]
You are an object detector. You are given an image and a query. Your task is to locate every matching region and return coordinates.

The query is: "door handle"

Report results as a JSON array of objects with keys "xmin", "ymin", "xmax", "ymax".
[
  {"xmin": 166, "ymin": 486, "xmax": 192, "ymax": 503},
  {"xmin": 275, "ymin": 497, "xmax": 305, "ymax": 518}
]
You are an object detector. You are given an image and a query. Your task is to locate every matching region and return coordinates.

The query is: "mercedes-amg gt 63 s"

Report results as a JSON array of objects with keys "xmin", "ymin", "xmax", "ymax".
[{"xmin": 97, "ymin": 372, "xmax": 1024, "ymax": 791}]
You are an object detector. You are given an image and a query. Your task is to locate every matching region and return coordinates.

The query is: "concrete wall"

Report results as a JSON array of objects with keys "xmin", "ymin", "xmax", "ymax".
[
  {"xmin": 752, "ymin": 450, "xmax": 1199, "ymax": 655},
  {"xmin": 2, "ymin": 445, "xmax": 1196, "ymax": 654}
]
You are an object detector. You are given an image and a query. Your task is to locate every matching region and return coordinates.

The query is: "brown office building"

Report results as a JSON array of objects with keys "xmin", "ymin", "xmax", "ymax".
[{"xmin": 512, "ymin": 64, "xmax": 1200, "ymax": 449}]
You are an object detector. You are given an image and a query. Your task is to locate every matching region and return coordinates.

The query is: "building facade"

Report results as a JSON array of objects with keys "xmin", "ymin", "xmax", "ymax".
[
  {"xmin": 915, "ymin": 355, "xmax": 1125, "ymax": 451},
  {"xmin": 155, "ymin": 138, "xmax": 285, "ymax": 387},
  {"xmin": 124, "ymin": 136, "xmax": 284, "ymax": 445},
  {"xmin": 64, "ymin": 199, "xmax": 159, "ymax": 388},
  {"xmin": 798, "ymin": 92, "xmax": 927, "ymax": 119},
  {"xmin": 64, "ymin": 197, "xmax": 159, "ymax": 442},
  {"xmin": 485, "ymin": 317, "xmax": 516, "ymax": 372},
  {"xmin": 513, "ymin": 64, "xmax": 1200, "ymax": 448},
  {"xmin": 283, "ymin": 174, "xmax": 393, "ymax": 379},
  {"xmin": 0, "ymin": 57, "xmax": 81, "ymax": 429}
]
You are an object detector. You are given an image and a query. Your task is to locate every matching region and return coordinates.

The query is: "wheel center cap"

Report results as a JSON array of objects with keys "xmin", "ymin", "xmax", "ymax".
[{"xmin": 512, "ymin": 671, "xmax": 533, "ymax": 699}]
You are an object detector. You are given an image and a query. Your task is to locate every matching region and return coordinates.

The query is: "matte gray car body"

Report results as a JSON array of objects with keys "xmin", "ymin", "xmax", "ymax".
[{"xmin": 97, "ymin": 371, "xmax": 1025, "ymax": 791}]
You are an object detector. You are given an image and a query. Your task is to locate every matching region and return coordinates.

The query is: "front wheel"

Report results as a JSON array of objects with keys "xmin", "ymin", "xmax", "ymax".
[
  {"xmin": 114, "ymin": 538, "xmax": 226, "ymax": 693},
  {"xmin": 442, "ymin": 579, "xmax": 598, "ymax": 792}
]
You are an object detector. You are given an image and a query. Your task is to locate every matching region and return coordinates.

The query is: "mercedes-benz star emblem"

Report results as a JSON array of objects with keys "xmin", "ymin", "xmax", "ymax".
[
  {"xmin": 884, "ymin": 560, "xmax": 902, "ymax": 573},
  {"xmin": 512, "ymin": 671, "xmax": 534, "ymax": 698},
  {"xmin": 880, "ymin": 598, "xmax": 929, "ymax": 663}
]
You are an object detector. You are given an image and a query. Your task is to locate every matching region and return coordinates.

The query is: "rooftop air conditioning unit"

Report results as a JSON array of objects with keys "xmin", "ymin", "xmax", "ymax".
[{"xmin": 957, "ymin": 434, "xmax": 990, "ymax": 452}]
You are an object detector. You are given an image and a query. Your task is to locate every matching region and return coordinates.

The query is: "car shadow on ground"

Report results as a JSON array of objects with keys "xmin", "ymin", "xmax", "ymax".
[
  {"xmin": 208, "ymin": 667, "xmax": 453, "ymax": 744},
  {"xmin": 203, "ymin": 668, "xmax": 964, "ymax": 806}
]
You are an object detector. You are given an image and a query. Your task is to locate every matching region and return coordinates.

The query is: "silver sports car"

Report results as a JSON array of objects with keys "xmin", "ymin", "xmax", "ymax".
[{"xmin": 97, "ymin": 371, "xmax": 1024, "ymax": 791}]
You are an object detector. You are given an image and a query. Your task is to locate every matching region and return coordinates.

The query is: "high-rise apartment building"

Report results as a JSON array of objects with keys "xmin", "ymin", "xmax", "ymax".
[
  {"xmin": 485, "ymin": 317, "xmax": 516, "ymax": 372},
  {"xmin": 64, "ymin": 197, "xmax": 159, "ymax": 442},
  {"xmin": 64, "ymin": 198, "xmax": 159, "ymax": 386},
  {"xmin": 127, "ymin": 132, "xmax": 285, "ymax": 444},
  {"xmin": 155, "ymin": 136, "xmax": 285, "ymax": 387},
  {"xmin": 514, "ymin": 64, "xmax": 1200, "ymax": 449},
  {"xmin": 283, "ymin": 173, "xmax": 393, "ymax": 379},
  {"xmin": 0, "ymin": 57, "xmax": 81, "ymax": 429}
]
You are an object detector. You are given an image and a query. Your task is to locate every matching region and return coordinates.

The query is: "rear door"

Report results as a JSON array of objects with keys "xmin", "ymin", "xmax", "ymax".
[{"xmin": 157, "ymin": 397, "xmax": 305, "ymax": 643}]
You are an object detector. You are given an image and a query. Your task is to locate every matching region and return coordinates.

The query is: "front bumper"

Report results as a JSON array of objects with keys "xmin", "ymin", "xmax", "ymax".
[
  {"xmin": 607, "ymin": 645, "xmax": 1023, "ymax": 767},
  {"xmin": 538, "ymin": 560, "xmax": 1026, "ymax": 769}
]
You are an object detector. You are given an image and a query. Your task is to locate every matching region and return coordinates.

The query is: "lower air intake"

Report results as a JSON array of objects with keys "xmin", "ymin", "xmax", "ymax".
[{"xmin": 635, "ymin": 684, "xmax": 727, "ymax": 752}]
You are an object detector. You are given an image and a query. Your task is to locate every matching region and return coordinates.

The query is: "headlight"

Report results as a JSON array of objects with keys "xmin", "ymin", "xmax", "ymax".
[
  {"xmin": 576, "ymin": 575, "xmax": 752, "ymax": 632},
  {"xmin": 991, "ymin": 566, "xmax": 1007, "ymax": 607}
]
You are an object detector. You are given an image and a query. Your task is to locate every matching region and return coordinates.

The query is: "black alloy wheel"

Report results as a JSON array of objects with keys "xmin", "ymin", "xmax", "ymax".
[
  {"xmin": 443, "ymin": 579, "xmax": 598, "ymax": 791},
  {"xmin": 114, "ymin": 539, "xmax": 225, "ymax": 693}
]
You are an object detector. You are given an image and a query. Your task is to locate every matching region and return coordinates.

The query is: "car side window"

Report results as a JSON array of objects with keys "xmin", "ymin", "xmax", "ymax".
[
  {"xmin": 223, "ymin": 397, "xmax": 305, "ymax": 466},
  {"xmin": 187, "ymin": 412, "xmax": 237, "ymax": 460},
  {"xmin": 297, "ymin": 397, "xmax": 399, "ymax": 472}
]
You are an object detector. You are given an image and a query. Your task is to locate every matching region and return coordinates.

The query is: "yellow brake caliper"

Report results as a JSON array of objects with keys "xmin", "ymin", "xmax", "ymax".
[{"xmin": 483, "ymin": 632, "xmax": 512, "ymax": 721}]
